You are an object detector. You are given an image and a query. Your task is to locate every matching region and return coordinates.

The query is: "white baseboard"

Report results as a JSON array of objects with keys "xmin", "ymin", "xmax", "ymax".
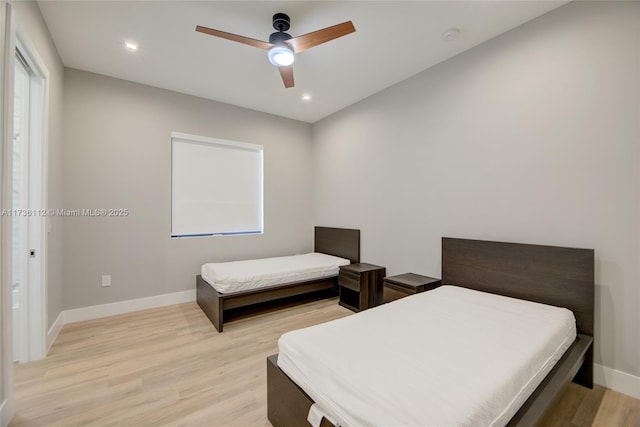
[
  {"xmin": 46, "ymin": 311, "xmax": 64, "ymax": 353},
  {"xmin": 63, "ymin": 290, "xmax": 196, "ymax": 324},
  {"xmin": 594, "ymin": 363, "xmax": 640, "ymax": 400}
]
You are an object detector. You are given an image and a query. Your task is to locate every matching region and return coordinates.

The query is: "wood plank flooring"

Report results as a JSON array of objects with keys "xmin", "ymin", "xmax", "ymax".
[{"xmin": 8, "ymin": 297, "xmax": 640, "ymax": 427}]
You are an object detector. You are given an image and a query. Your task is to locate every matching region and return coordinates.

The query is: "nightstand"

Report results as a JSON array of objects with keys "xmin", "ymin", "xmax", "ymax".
[
  {"xmin": 338, "ymin": 263, "xmax": 386, "ymax": 312},
  {"xmin": 383, "ymin": 273, "xmax": 441, "ymax": 303}
]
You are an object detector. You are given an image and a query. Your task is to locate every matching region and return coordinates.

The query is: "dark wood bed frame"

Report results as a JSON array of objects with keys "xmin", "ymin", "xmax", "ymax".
[
  {"xmin": 196, "ymin": 226, "xmax": 360, "ymax": 332},
  {"xmin": 267, "ymin": 237, "xmax": 594, "ymax": 427}
]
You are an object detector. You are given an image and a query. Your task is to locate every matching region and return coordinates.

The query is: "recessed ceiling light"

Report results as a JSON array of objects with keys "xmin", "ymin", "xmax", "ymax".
[
  {"xmin": 125, "ymin": 41, "xmax": 138, "ymax": 51},
  {"xmin": 302, "ymin": 94, "xmax": 312, "ymax": 102},
  {"xmin": 441, "ymin": 28, "xmax": 460, "ymax": 42}
]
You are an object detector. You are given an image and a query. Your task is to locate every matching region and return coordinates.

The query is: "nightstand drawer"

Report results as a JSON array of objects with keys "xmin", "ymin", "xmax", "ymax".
[
  {"xmin": 383, "ymin": 284, "xmax": 411, "ymax": 302},
  {"xmin": 339, "ymin": 270, "xmax": 360, "ymax": 291}
]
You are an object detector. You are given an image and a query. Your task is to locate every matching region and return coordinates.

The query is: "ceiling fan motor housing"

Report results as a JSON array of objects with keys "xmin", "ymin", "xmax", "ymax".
[
  {"xmin": 269, "ymin": 31, "xmax": 292, "ymax": 45},
  {"xmin": 272, "ymin": 13, "xmax": 291, "ymax": 32}
]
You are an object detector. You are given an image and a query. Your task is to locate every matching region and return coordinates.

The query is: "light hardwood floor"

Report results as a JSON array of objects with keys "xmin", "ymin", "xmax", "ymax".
[{"xmin": 9, "ymin": 297, "xmax": 640, "ymax": 427}]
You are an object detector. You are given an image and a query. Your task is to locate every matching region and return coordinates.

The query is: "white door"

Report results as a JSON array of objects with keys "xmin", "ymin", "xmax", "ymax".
[
  {"xmin": 11, "ymin": 50, "xmax": 31, "ymax": 362},
  {"xmin": 11, "ymin": 42, "xmax": 46, "ymax": 363}
]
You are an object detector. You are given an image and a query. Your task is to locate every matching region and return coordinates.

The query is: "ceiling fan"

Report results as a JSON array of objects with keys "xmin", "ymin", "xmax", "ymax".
[{"xmin": 196, "ymin": 13, "xmax": 355, "ymax": 88}]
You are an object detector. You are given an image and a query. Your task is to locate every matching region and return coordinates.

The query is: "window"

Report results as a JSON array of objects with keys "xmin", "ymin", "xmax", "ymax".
[{"xmin": 171, "ymin": 132, "xmax": 263, "ymax": 238}]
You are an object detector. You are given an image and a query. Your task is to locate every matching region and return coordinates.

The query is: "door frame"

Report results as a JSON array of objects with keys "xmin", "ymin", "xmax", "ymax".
[
  {"xmin": 13, "ymin": 27, "xmax": 49, "ymax": 363},
  {"xmin": 1, "ymin": 4, "xmax": 49, "ymax": 421}
]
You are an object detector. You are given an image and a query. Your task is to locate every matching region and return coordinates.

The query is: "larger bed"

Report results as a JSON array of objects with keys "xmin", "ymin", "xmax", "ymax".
[
  {"xmin": 197, "ymin": 226, "xmax": 360, "ymax": 332},
  {"xmin": 267, "ymin": 237, "xmax": 594, "ymax": 427}
]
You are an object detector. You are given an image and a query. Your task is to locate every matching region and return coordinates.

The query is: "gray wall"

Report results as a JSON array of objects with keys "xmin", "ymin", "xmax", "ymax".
[
  {"xmin": 62, "ymin": 69, "xmax": 313, "ymax": 308},
  {"xmin": 12, "ymin": 1, "xmax": 65, "ymax": 330},
  {"xmin": 313, "ymin": 1, "xmax": 640, "ymax": 377}
]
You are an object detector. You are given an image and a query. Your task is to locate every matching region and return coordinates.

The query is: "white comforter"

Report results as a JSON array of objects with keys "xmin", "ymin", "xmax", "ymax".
[
  {"xmin": 278, "ymin": 285, "xmax": 576, "ymax": 427},
  {"xmin": 201, "ymin": 252, "xmax": 350, "ymax": 294}
]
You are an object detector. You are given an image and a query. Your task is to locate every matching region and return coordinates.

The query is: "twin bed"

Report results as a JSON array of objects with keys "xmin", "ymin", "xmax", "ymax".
[
  {"xmin": 196, "ymin": 226, "xmax": 360, "ymax": 332},
  {"xmin": 267, "ymin": 237, "xmax": 594, "ymax": 427}
]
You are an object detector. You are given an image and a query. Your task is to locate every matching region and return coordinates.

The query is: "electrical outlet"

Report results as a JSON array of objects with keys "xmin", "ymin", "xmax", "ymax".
[{"xmin": 101, "ymin": 275, "xmax": 111, "ymax": 287}]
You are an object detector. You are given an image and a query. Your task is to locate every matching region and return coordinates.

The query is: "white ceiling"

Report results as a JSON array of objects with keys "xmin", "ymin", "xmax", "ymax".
[{"xmin": 37, "ymin": 1, "xmax": 568, "ymax": 123}]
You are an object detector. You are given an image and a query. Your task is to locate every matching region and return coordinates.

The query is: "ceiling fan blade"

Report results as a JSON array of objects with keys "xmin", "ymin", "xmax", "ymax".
[
  {"xmin": 278, "ymin": 65, "xmax": 294, "ymax": 88},
  {"xmin": 196, "ymin": 25, "xmax": 273, "ymax": 50},
  {"xmin": 286, "ymin": 21, "xmax": 355, "ymax": 53}
]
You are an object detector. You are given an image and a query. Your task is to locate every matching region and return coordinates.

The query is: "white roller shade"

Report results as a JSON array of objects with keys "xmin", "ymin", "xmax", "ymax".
[{"xmin": 171, "ymin": 132, "xmax": 263, "ymax": 238}]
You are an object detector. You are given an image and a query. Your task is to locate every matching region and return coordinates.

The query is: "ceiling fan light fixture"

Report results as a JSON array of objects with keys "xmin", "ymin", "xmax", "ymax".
[{"xmin": 268, "ymin": 45, "xmax": 294, "ymax": 66}]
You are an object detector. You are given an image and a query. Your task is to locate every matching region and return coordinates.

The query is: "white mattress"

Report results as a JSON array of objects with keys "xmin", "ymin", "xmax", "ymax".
[
  {"xmin": 201, "ymin": 252, "xmax": 350, "ymax": 294},
  {"xmin": 277, "ymin": 285, "xmax": 577, "ymax": 427}
]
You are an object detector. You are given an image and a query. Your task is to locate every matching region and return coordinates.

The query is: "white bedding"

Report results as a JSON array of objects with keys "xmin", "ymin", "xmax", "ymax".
[
  {"xmin": 201, "ymin": 252, "xmax": 350, "ymax": 294},
  {"xmin": 277, "ymin": 285, "xmax": 577, "ymax": 427}
]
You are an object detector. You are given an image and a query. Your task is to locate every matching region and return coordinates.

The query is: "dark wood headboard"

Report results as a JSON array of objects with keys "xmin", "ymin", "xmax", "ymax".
[
  {"xmin": 442, "ymin": 237, "xmax": 594, "ymax": 336},
  {"xmin": 314, "ymin": 227, "xmax": 360, "ymax": 264}
]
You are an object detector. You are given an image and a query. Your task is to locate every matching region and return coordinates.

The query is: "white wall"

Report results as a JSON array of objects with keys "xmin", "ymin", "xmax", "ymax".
[
  {"xmin": 313, "ymin": 1, "xmax": 640, "ymax": 381},
  {"xmin": 62, "ymin": 69, "xmax": 313, "ymax": 309}
]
